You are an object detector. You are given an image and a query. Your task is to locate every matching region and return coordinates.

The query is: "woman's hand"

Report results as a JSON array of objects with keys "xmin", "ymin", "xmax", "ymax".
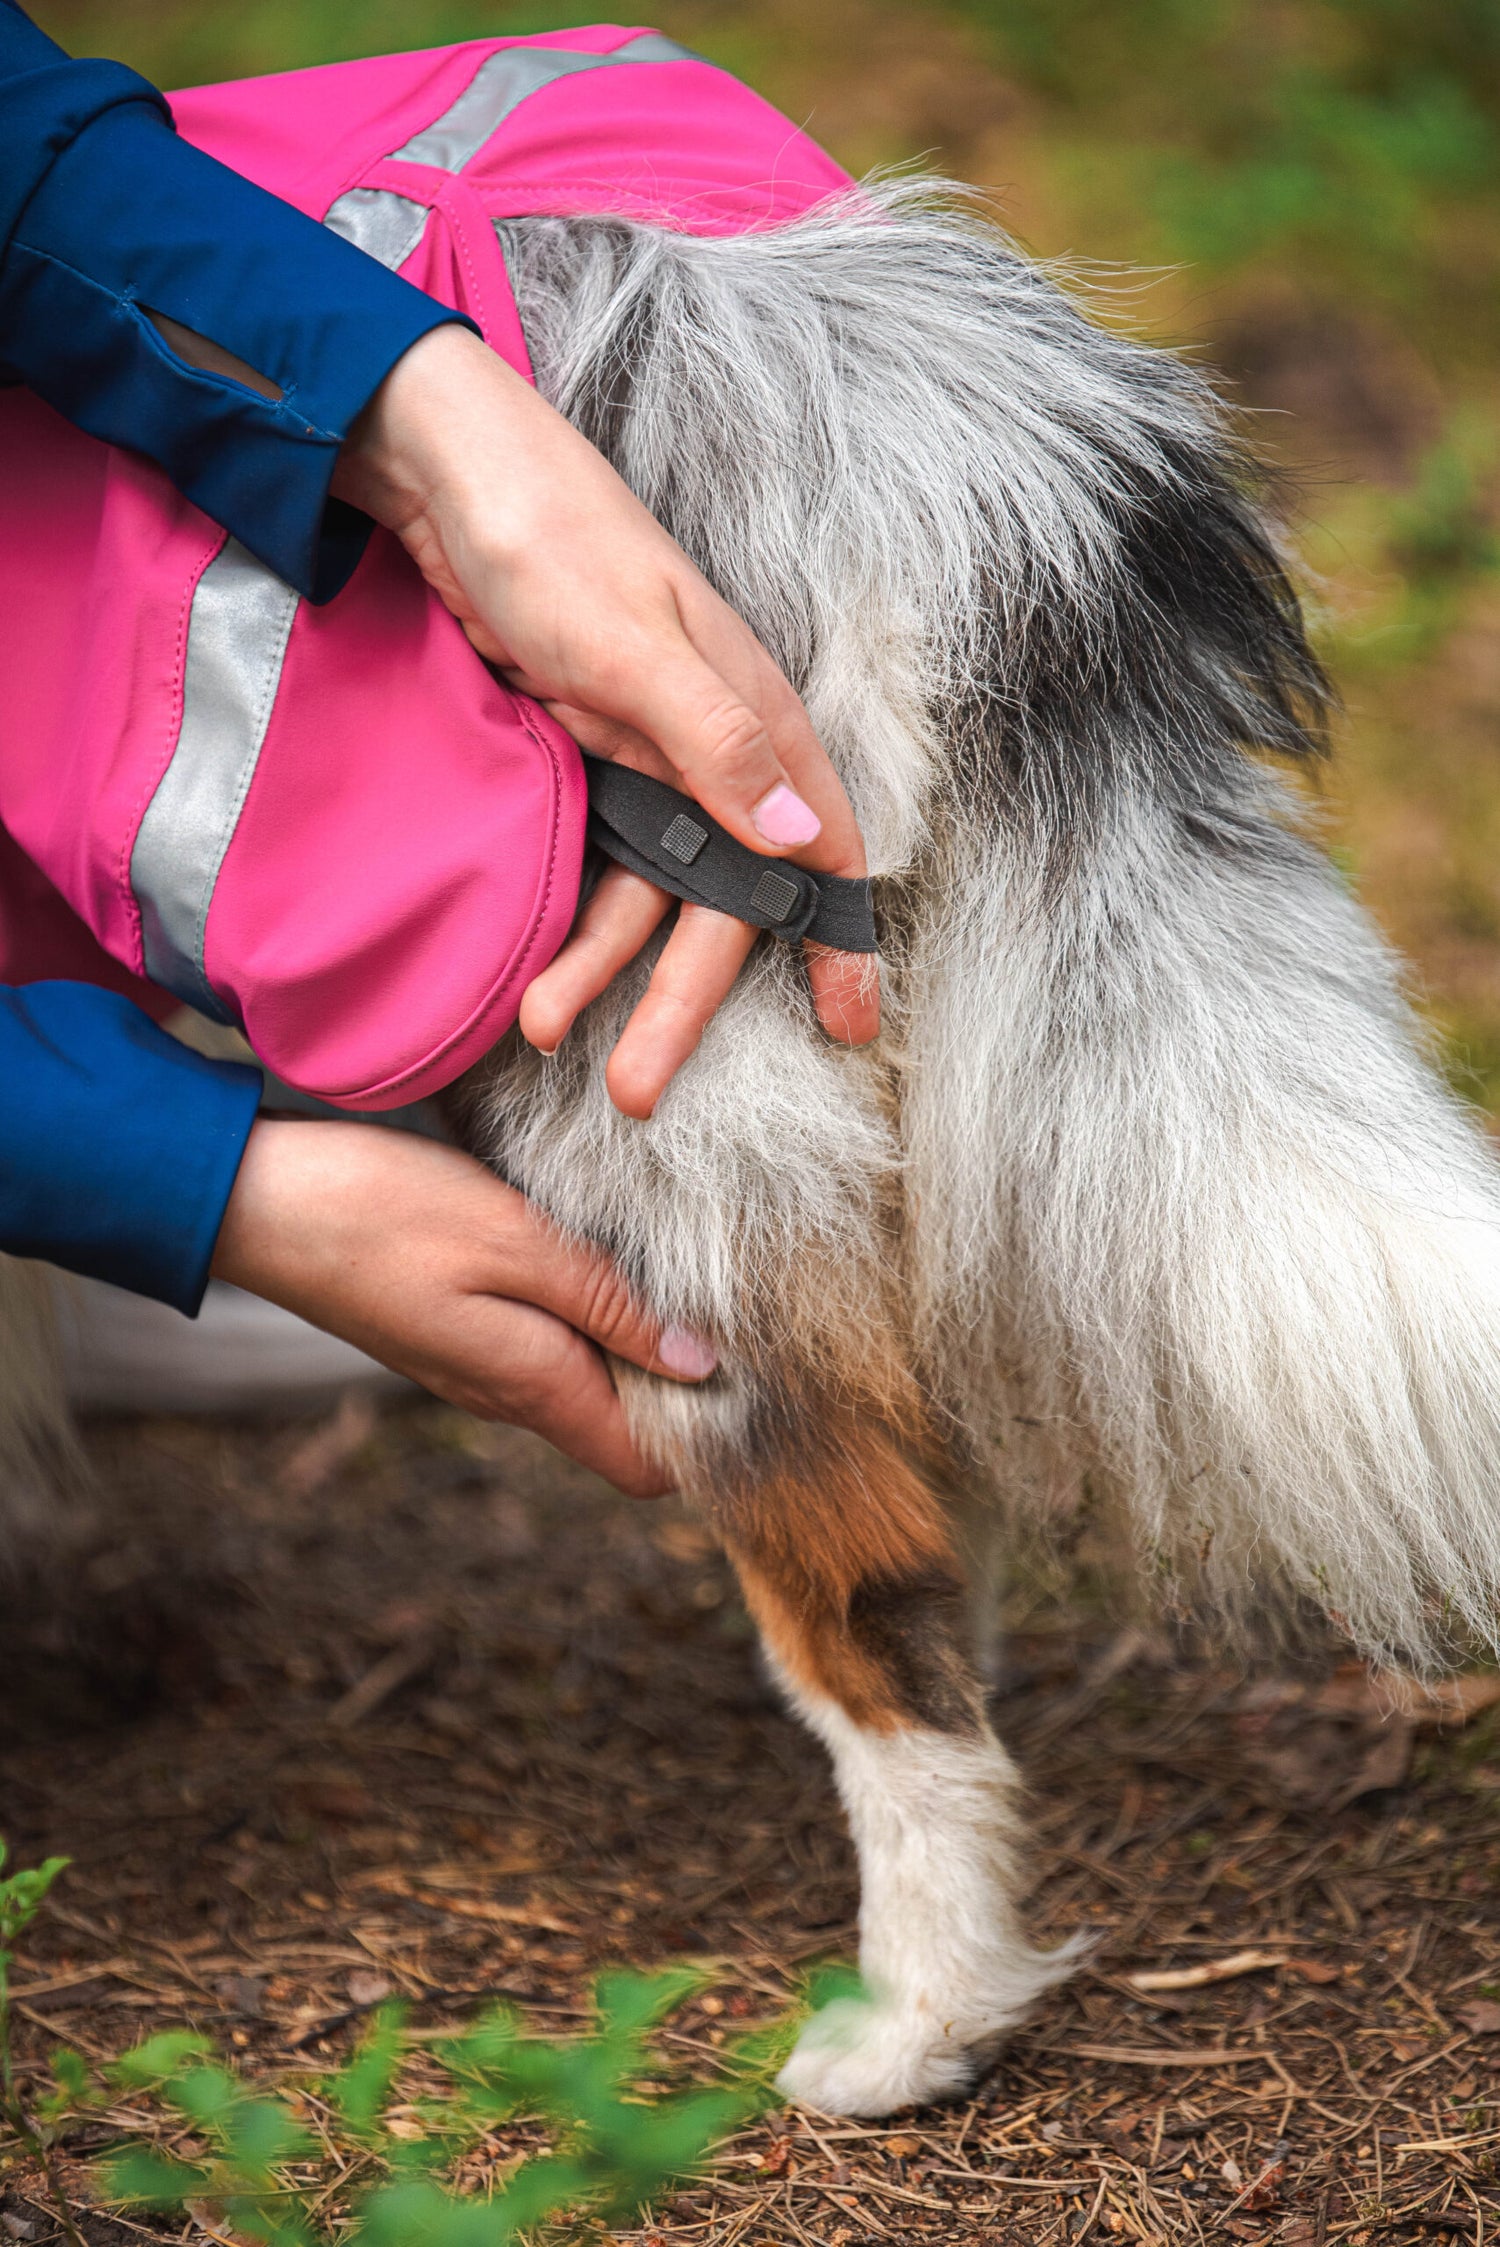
[
  {"xmin": 333, "ymin": 323, "xmax": 878, "ymax": 1117},
  {"xmin": 211, "ymin": 1119, "xmax": 716, "ymax": 1496}
]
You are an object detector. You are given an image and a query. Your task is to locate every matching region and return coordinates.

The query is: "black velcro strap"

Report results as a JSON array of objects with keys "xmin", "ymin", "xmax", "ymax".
[{"xmin": 583, "ymin": 754, "xmax": 878, "ymax": 952}]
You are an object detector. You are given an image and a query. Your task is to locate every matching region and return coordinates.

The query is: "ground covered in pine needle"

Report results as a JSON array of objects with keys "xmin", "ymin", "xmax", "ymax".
[{"xmin": 2, "ymin": 1393, "xmax": 1498, "ymax": 2245}]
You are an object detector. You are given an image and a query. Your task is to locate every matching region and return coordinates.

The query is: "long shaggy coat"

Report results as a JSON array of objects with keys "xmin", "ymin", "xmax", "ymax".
[{"xmin": 6, "ymin": 178, "xmax": 1500, "ymax": 2115}]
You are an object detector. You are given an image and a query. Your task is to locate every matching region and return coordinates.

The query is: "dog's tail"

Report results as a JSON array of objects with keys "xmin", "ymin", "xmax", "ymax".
[
  {"xmin": 849, "ymin": 213, "xmax": 1500, "ymax": 1667},
  {"xmin": 500, "ymin": 179, "xmax": 1500, "ymax": 1666},
  {"xmin": 905, "ymin": 776, "xmax": 1500, "ymax": 1667}
]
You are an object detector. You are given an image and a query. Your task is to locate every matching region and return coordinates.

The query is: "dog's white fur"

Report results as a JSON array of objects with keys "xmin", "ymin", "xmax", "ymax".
[
  {"xmin": 773, "ymin": 1675, "xmax": 1082, "ymax": 2115},
  {"xmin": 484, "ymin": 185, "xmax": 1500, "ymax": 1660},
  {"xmin": 4, "ymin": 178, "xmax": 1498, "ymax": 2116},
  {"xmin": 476, "ymin": 185, "xmax": 1500, "ymax": 2107}
]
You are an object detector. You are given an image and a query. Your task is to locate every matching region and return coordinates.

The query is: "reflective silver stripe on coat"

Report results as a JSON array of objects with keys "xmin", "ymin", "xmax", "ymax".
[
  {"xmin": 131, "ymin": 34, "xmax": 699, "ymax": 1016},
  {"xmin": 322, "ymin": 37, "xmax": 698, "ymax": 252},
  {"xmin": 132, "ymin": 541, "xmax": 299, "ymax": 1018},
  {"xmin": 387, "ymin": 33, "xmax": 697, "ymax": 172},
  {"xmin": 322, "ymin": 185, "xmax": 432, "ymax": 269}
]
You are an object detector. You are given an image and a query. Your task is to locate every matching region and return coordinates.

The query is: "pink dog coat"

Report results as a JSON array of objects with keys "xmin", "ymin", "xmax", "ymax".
[{"xmin": 0, "ymin": 30, "xmax": 850, "ymax": 1107}]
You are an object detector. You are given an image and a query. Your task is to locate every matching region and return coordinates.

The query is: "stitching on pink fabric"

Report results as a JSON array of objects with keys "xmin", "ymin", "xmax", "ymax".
[
  {"xmin": 312, "ymin": 41, "xmax": 511, "ymax": 215},
  {"xmin": 119, "ymin": 528, "xmax": 226, "ymax": 978},
  {"xmin": 469, "ymin": 169, "xmax": 852, "ymax": 229},
  {"xmin": 316, "ymin": 25, "xmax": 661, "ymax": 219},
  {"xmin": 193, "ymin": 577, "xmax": 300, "ymax": 1011},
  {"xmin": 434, "ymin": 178, "xmax": 494, "ymax": 341},
  {"xmin": 332, "ymin": 699, "xmax": 576, "ymax": 1104}
]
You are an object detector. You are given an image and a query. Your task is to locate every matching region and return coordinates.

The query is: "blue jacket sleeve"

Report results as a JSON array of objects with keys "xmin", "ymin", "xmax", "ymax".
[
  {"xmin": 0, "ymin": 984, "xmax": 263, "ymax": 1315},
  {"xmin": 0, "ymin": 0, "xmax": 471, "ymax": 602}
]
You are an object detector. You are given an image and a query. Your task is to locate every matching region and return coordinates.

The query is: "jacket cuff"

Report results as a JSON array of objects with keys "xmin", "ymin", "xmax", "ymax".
[{"xmin": 0, "ymin": 983, "xmax": 263, "ymax": 1316}]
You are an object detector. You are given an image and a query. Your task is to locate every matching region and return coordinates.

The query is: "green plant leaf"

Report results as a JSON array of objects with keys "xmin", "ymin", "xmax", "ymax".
[
  {"xmin": 34, "ymin": 2046, "xmax": 99, "ymax": 2132},
  {"xmin": 593, "ymin": 1966, "xmax": 708, "ymax": 2046},
  {"xmin": 219, "ymin": 2195, "xmax": 318, "ymax": 2247},
  {"xmin": 587, "ymin": 2085, "xmax": 753, "ymax": 2216},
  {"xmin": 487, "ymin": 2152, "xmax": 592, "ymax": 2236},
  {"xmin": 432, "ymin": 2003, "xmax": 522, "ymax": 2088},
  {"xmin": 0, "ymin": 1850, "xmax": 70, "ymax": 1948},
  {"xmin": 164, "ymin": 2060, "xmax": 242, "ymax": 2133},
  {"xmin": 107, "ymin": 2029, "xmax": 214, "ymax": 2090},
  {"xmin": 104, "ymin": 2147, "xmax": 213, "ymax": 2207},
  {"xmin": 801, "ymin": 1961, "xmax": 866, "ymax": 2014},
  {"xmin": 221, "ymin": 2092, "xmax": 314, "ymax": 2178},
  {"xmin": 76, "ymin": 1955, "xmax": 798, "ymax": 2246},
  {"xmin": 49, "ymin": 2048, "xmax": 90, "ymax": 2102},
  {"xmin": 351, "ymin": 2171, "xmax": 581, "ymax": 2247},
  {"xmin": 323, "ymin": 2001, "xmax": 408, "ymax": 2139}
]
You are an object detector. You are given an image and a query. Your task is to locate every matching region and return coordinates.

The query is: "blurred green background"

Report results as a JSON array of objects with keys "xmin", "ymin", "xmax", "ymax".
[{"xmin": 33, "ymin": 0, "xmax": 1500, "ymax": 1101}]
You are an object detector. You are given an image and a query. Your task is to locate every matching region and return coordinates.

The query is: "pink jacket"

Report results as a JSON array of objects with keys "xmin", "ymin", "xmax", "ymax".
[{"xmin": 0, "ymin": 29, "xmax": 848, "ymax": 1106}]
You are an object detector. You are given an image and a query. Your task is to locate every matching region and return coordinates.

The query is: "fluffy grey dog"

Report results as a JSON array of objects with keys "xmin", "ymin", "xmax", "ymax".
[
  {"xmin": 6, "ymin": 178, "xmax": 1500, "ymax": 2116},
  {"xmin": 455, "ymin": 183, "xmax": 1500, "ymax": 2111}
]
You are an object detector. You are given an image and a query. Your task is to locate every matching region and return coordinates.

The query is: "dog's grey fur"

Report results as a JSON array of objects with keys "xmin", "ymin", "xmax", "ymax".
[
  {"xmin": 481, "ymin": 182, "xmax": 1500, "ymax": 1670},
  {"xmin": 455, "ymin": 185, "xmax": 1500, "ymax": 2108},
  {"xmin": 5, "ymin": 177, "xmax": 1498, "ymax": 2113}
]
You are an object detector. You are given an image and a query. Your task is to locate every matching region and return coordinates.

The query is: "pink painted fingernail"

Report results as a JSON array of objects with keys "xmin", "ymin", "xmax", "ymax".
[
  {"xmin": 658, "ymin": 1325, "xmax": 718, "ymax": 1379},
  {"xmin": 751, "ymin": 783, "xmax": 821, "ymax": 848}
]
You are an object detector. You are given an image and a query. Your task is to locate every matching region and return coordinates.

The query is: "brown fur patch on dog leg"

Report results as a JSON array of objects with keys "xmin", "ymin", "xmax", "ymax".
[
  {"xmin": 720, "ymin": 1425, "xmax": 984, "ymax": 1736},
  {"xmin": 736, "ymin": 1554, "xmax": 983, "ymax": 1737}
]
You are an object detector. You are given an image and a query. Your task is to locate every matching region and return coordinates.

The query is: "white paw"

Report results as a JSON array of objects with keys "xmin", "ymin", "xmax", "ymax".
[{"xmin": 775, "ymin": 1997, "xmax": 986, "ymax": 2118}]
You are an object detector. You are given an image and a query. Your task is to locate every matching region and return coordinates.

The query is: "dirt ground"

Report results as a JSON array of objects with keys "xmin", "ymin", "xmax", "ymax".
[
  {"xmin": 3, "ymin": 8, "xmax": 1497, "ymax": 2243},
  {"xmin": 1, "ymin": 1392, "xmax": 1497, "ymax": 2245}
]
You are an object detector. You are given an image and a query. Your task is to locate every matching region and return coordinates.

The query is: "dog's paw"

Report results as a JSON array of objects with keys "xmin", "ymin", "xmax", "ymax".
[
  {"xmin": 775, "ymin": 1996, "xmax": 984, "ymax": 2118},
  {"xmin": 776, "ymin": 1936, "xmax": 1086, "ymax": 2118}
]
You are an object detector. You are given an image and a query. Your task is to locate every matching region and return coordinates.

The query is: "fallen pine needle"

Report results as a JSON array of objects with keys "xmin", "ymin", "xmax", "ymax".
[
  {"xmin": 1128, "ymin": 1947, "xmax": 1287, "ymax": 1991},
  {"xmin": 1395, "ymin": 2133, "xmax": 1500, "ymax": 2153},
  {"xmin": 955, "ymin": 2175, "xmax": 1095, "ymax": 2192},
  {"xmin": 356, "ymin": 1874, "xmax": 575, "ymax": 1935},
  {"xmin": 1053, "ymin": 2042, "xmax": 1266, "ymax": 2067}
]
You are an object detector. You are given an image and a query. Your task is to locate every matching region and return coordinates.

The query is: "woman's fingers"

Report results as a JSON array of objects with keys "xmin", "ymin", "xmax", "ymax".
[
  {"xmin": 461, "ymin": 1301, "xmax": 672, "ymax": 1495},
  {"xmin": 343, "ymin": 326, "xmax": 873, "ymax": 875},
  {"xmin": 675, "ymin": 596, "xmax": 864, "ymax": 857},
  {"xmin": 609, "ymin": 640, "xmax": 830, "ymax": 857},
  {"xmin": 533, "ymin": 663, "xmax": 879, "ymax": 1046},
  {"xmin": 520, "ymin": 864, "xmax": 670, "ymax": 1054},
  {"xmin": 527, "ymin": 876, "xmax": 760, "ymax": 1119},
  {"xmin": 345, "ymin": 329, "xmax": 880, "ymax": 1056},
  {"xmin": 495, "ymin": 1196, "xmax": 717, "ymax": 1389},
  {"xmin": 524, "ymin": 855, "xmax": 879, "ymax": 1087},
  {"xmin": 511, "ymin": 620, "xmax": 862, "ymax": 881},
  {"xmin": 210, "ymin": 1120, "xmax": 721, "ymax": 1498},
  {"xmin": 806, "ymin": 941, "xmax": 882, "ymax": 1047},
  {"xmin": 606, "ymin": 907, "xmax": 758, "ymax": 1120},
  {"xmin": 515, "ymin": 646, "xmax": 825, "ymax": 856}
]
